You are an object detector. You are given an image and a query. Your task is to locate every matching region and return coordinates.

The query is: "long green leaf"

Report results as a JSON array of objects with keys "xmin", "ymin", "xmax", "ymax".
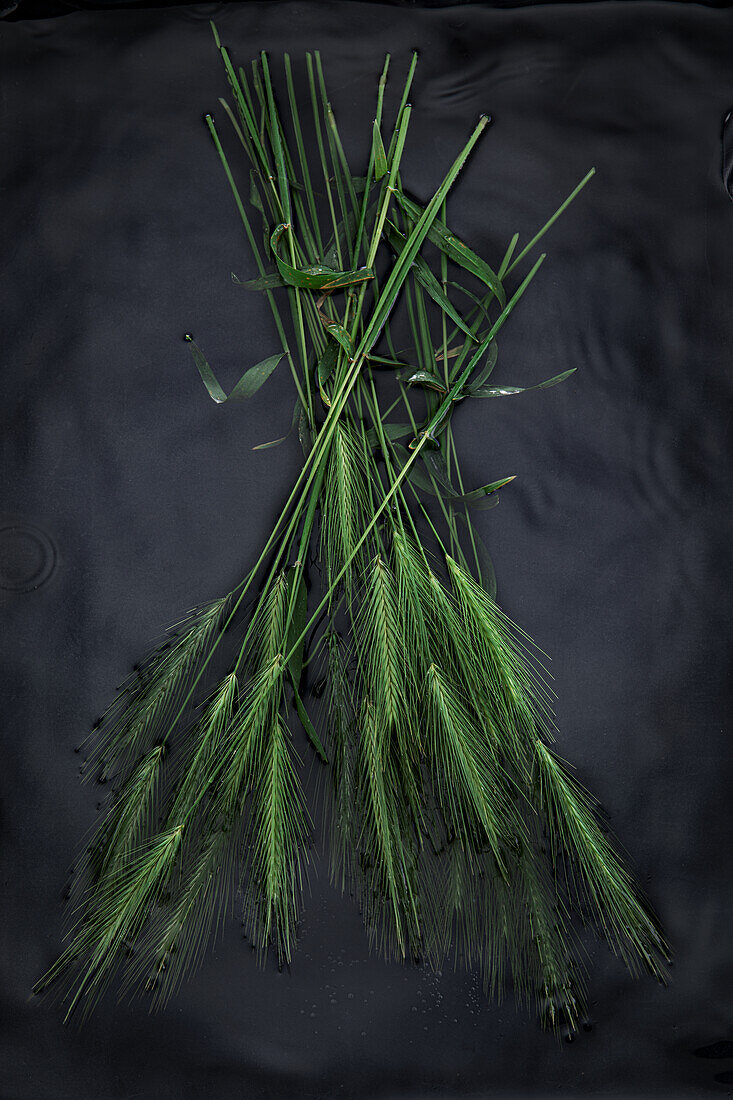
[
  {"xmin": 468, "ymin": 367, "xmax": 576, "ymax": 398},
  {"xmin": 393, "ymin": 191, "xmax": 506, "ymax": 307},
  {"xmin": 320, "ymin": 318, "xmax": 355, "ymax": 357},
  {"xmin": 394, "ymin": 445, "xmax": 513, "ymax": 509},
  {"xmin": 270, "ymin": 224, "xmax": 374, "ymax": 290},
  {"xmin": 352, "ymin": 113, "xmax": 490, "ymax": 363},
  {"xmin": 463, "ymin": 338, "xmax": 498, "ymax": 390},
  {"xmin": 384, "ymin": 221, "xmax": 477, "ymax": 342},
  {"xmin": 409, "ymin": 253, "xmax": 546, "ymax": 447},
  {"xmin": 253, "ymin": 395, "xmax": 302, "ymax": 450}
]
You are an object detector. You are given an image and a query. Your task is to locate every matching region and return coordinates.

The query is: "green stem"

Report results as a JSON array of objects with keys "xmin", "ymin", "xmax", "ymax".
[
  {"xmin": 205, "ymin": 114, "xmax": 308, "ymax": 415},
  {"xmin": 506, "ymin": 168, "xmax": 595, "ymax": 277},
  {"xmin": 232, "ymin": 450, "xmax": 329, "ymax": 678},
  {"xmin": 410, "ymin": 253, "xmax": 546, "ymax": 449}
]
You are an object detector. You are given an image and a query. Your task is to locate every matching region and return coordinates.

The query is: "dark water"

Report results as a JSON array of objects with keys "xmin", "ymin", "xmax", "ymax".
[{"xmin": 2, "ymin": 2, "xmax": 733, "ymax": 1096}]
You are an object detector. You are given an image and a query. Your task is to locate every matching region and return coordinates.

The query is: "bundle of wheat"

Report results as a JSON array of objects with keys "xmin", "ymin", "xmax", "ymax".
[{"xmin": 35, "ymin": 25, "xmax": 668, "ymax": 1033}]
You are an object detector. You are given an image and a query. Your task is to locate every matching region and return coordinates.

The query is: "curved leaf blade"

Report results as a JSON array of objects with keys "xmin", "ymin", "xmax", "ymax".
[
  {"xmin": 394, "ymin": 445, "xmax": 513, "ymax": 509},
  {"xmin": 286, "ymin": 567, "xmax": 308, "ymax": 690},
  {"xmin": 270, "ymin": 224, "xmax": 374, "ymax": 290},
  {"xmin": 393, "ymin": 192, "xmax": 506, "ymax": 307},
  {"xmin": 458, "ymin": 474, "xmax": 516, "ymax": 508},
  {"xmin": 364, "ymin": 422, "xmax": 414, "ymax": 451},
  {"xmin": 320, "ymin": 318, "xmax": 355, "ymax": 357},
  {"xmin": 186, "ymin": 336, "xmax": 283, "ymax": 403},
  {"xmin": 228, "ymin": 354, "xmax": 284, "ymax": 401},
  {"xmin": 397, "ymin": 368, "xmax": 447, "ymax": 393},
  {"xmin": 186, "ymin": 336, "xmax": 226, "ymax": 403},
  {"xmin": 468, "ymin": 367, "xmax": 576, "ymax": 398},
  {"xmin": 384, "ymin": 221, "xmax": 477, "ymax": 342},
  {"xmin": 465, "ymin": 338, "xmax": 498, "ymax": 389},
  {"xmin": 232, "ymin": 271, "xmax": 287, "ymax": 291}
]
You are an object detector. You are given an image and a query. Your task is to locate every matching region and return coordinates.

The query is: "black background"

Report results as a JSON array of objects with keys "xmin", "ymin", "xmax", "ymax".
[{"xmin": 2, "ymin": 2, "xmax": 733, "ymax": 1096}]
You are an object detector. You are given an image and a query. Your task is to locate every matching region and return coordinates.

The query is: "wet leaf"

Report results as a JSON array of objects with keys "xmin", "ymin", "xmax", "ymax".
[
  {"xmin": 384, "ymin": 222, "xmax": 477, "ymax": 341},
  {"xmin": 466, "ymin": 338, "xmax": 498, "ymax": 390},
  {"xmin": 393, "ymin": 192, "xmax": 506, "ymax": 307},
  {"xmin": 270, "ymin": 224, "xmax": 374, "ymax": 290},
  {"xmin": 397, "ymin": 368, "xmax": 447, "ymax": 393},
  {"xmin": 320, "ymin": 318, "xmax": 354, "ymax": 357},
  {"xmin": 458, "ymin": 474, "xmax": 516, "ymax": 508},
  {"xmin": 372, "ymin": 119, "xmax": 389, "ymax": 180},
  {"xmin": 468, "ymin": 367, "xmax": 576, "ymax": 398},
  {"xmin": 394, "ymin": 446, "xmax": 513, "ymax": 509},
  {"xmin": 186, "ymin": 337, "xmax": 283, "ymax": 403},
  {"xmin": 227, "ymin": 355, "xmax": 284, "ymax": 400}
]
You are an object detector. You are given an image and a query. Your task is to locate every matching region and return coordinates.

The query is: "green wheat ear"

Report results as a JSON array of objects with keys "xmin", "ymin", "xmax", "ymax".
[
  {"xmin": 86, "ymin": 595, "xmax": 231, "ymax": 783},
  {"xmin": 320, "ymin": 418, "xmax": 372, "ymax": 602},
  {"xmin": 445, "ymin": 554, "xmax": 670, "ymax": 981}
]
